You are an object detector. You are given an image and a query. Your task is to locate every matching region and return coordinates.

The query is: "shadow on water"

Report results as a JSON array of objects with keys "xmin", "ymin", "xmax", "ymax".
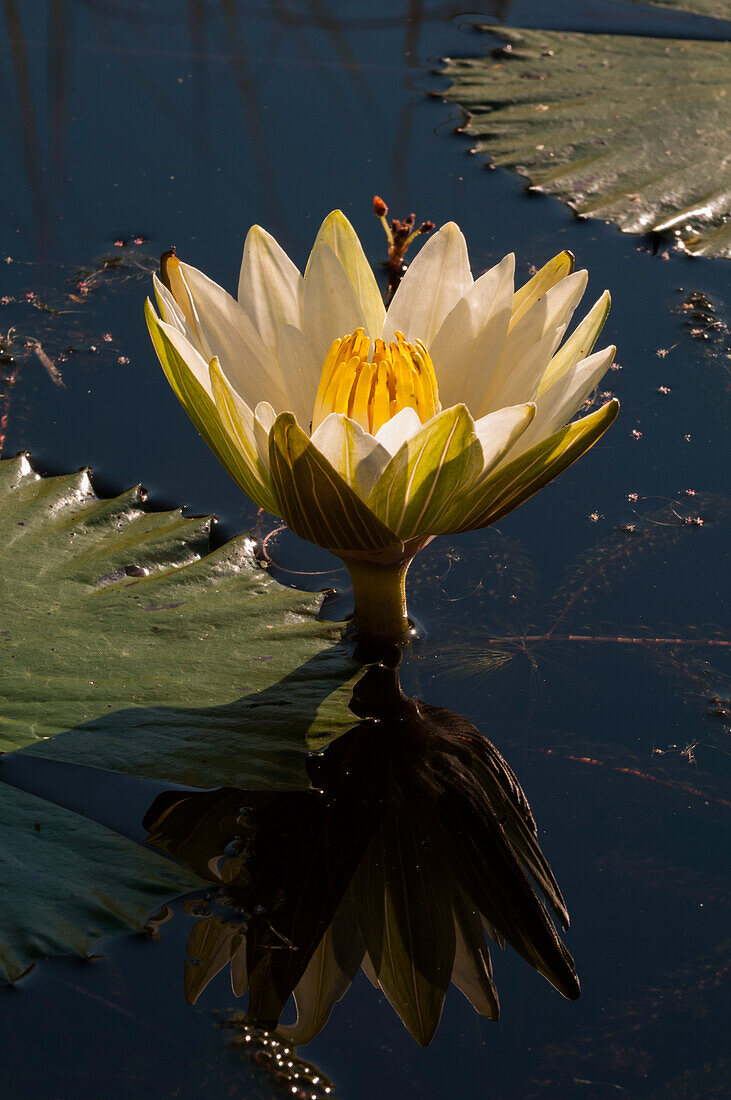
[{"xmin": 3, "ymin": 645, "xmax": 357, "ymax": 797}]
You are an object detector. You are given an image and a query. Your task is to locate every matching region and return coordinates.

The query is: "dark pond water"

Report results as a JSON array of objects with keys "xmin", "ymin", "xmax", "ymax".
[{"xmin": 1, "ymin": 1, "xmax": 729, "ymax": 1097}]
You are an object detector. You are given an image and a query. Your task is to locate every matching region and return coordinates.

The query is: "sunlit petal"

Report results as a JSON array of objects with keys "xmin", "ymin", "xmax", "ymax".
[
  {"xmin": 513, "ymin": 345, "xmax": 616, "ymax": 457},
  {"xmin": 146, "ymin": 300, "xmax": 278, "ymax": 513},
  {"xmin": 538, "ymin": 291, "xmax": 611, "ymax": 397},
  {"xmin": 302, "ymin": 244, "xmax": 367, "ymax": 367},
  {"xmin": 510, "ymin": 249, "xmax": 575, "ymax": 330},
  {"xmin": 473, "ymin": 403, "xmax": 536, "ymax": 474},
  {"xmin": 429, "ymin": 253, "xmax": 515, "ymax": 413},
  {"xmin": 476, "ymin": 270, "xmax": 588, "ymax": 415},
  {"xmin": 445, "ymin": 400, "xmax": 619, "ymax": 534},
  {"xmin": 269, "ymin": 413, "xmax": 402, "ymax": 558},
  {"xmin": 309, "ymin": 210, "xmax": 386, "ymax": 339},
  {"xmin": 310, "ymin": 413, "xmax": 391, "ymax": 501},
  {"xmin": 383, "ymin": 222, "xmax": 472, "ymax": 346},
  {"xmin": 238, "ymin": 224, "xmax": 303, "ymax": 345},
  {"xmin": 146, "ymin": 300, "xmax": 213, "ymax": 397},
  {"xmin": 275, "ymin": 322, "xmax": 322, "ymax": 430},
  {"xmin": 209, "ymin": 360, "xmax": 280, "ymax": 514},
  {"xmin": 180, "ymin": 261, "xmax": 290, "ymax": 412},
  {"xmin": 153, "ymin": 272, "xmax": 186, "ymax": 334},
  {"xmin": 369, "ymin": 405, "xmax": 482, "ymax": 539},
  {"xmin": 374, "ymin": 407, "xmax": 423, "ymax": 455}
]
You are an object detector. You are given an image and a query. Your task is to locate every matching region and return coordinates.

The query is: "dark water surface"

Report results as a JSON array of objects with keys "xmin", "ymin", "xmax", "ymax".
[{"xmin": 1, "ymin": 1, "xmax": 729, "ymax": 1097}]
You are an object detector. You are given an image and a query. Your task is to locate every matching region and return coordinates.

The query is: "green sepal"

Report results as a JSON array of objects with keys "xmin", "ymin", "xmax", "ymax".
[
  {"xmin": 443, "ymin": 399, "xmax": 619, "ymax": 533},
  {"xmin": 268, "ymin": 413, "xmax": 403, "ymax": 558},
  {"xmin": 368, "ymin": 405, "xmax": 483, "ymax": 540},
  {"xmin": 145, "ymin": 300, "xmax": 279, "ymax": 515}
]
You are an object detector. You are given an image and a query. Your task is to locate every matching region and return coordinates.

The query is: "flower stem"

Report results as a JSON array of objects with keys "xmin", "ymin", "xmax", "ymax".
[{"xmin": 342, "ymin": 557, "xmax": 412, "ymax": 644}]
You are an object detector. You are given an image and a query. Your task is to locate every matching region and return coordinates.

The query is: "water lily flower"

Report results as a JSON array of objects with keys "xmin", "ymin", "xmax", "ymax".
[{"xmin": 146, "ymin": 211, "xmax": 618, "ymax": 642}]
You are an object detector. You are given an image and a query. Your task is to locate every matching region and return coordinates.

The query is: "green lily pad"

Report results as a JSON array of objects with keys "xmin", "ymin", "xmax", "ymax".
[
  {"xmin": 0, "ymin": 454, "xmax": 356, "ymax": 789},
  {"xmin": 0, "ymin": 454, "xmax": 357, "ymax": 983},
  {"xmin": 443, "ymin": 26, "xmax": 731, "ymax": 258},
  {"xmin": 0, "ymin": 781, "xmax": 203, "ymax": 983}
]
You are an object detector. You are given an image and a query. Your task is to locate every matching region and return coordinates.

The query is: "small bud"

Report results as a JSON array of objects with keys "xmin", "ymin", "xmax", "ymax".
[
  {"xmin": 159, "ymin": 247, "xmax": 179, "ymax": 291},
  {"xmin": 373, "ymin": 195, "xmax": 388, "ymax": 217},
  {"xmin": 159, "ymin": 247, "xmax": 198, "ymax": 330}
]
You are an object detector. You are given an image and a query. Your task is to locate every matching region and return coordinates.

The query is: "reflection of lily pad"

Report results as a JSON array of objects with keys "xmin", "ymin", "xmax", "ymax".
[
  {"xmin": 0, "ymin": 455, "xmax": 355, "ymax": 788},
  {"xmin": 0, "ymin": 782, "xmax": 203, "ymax": 983},
  {"xmin": 443, "ymin": 27, "xmax": 731, "ymax": 258}
]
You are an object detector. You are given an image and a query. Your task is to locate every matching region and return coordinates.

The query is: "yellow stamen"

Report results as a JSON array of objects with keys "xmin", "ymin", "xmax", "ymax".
[{"xmin": 311, "ymin": 328, "xmax": 441, "ymax": 435}]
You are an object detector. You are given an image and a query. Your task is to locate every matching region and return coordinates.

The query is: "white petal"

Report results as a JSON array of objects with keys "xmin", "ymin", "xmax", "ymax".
[
  {"xmin": 302, "ymin": 244, "xmax": 367, "ymax": 367},
  {"xmin": 153, "ymin": 272, "xmax": 186, "ymax": 333},
  {"xmin": 254, "ymin": 401, "xmax": 277, "ymax": 466},
  {"xmin": 480, "ymin": 323, "xmax": 567, "ymax": 416},
  {"xmin": 275, "ymin": 323, "xmax": 321, "ymax": 430},
  {"xmin": 310, "ymin": 413, "xmax": 391, "ymax": 501},
  {"xmin": 383, "ymin": 222, "xmax": 472, "ymax": 346},
  {"xmin": 538, "ymin": 290, "xmax": 611, "ymax": 397},
  {"xmin": 255, "ymin": 400, "xmax": 276, "ymax": 432},
  {"xmin": 473, "ymin": 402, "xmax": 536, "ymax": 473},
  {"xmin": 308, "ymin": 210, "xmax": 386, "ymax": 340},
  {"xmin": 213, "ymin": 363, "xmax": 273, "ymax": 477},
  {"xmin": 160, "ymin": 264, "xmax": 212, "ymax": 361},
  {"xmin": 153, "ymin": 314, "xmax": 214, "ymax": 398},
  {"xmin": 510, "ymin": 250, "xmax": 575, "ymax": 331},
  {"xmin": 475, "ymin": 270, "xmax": 588, "ymax": 416},
  {"xmin": 429, "ymin": 253, "xmax": 515, "ymax": 413},
  {"xmin": 512, "ymin": 345, "xmax": 616, "ymax": 457},
  {"xmin": 180, "ymin": 261, "xmax": 289, "ymax": 412},
  {"xmin": 374, "ymin": 407, "xmax": 423, "ymax": 455},
  {"xmin": 238, "ymin": 225, "xmax": 303, "ymax": 346}
]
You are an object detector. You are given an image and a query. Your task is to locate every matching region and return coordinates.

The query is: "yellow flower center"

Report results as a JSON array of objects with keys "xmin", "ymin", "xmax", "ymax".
[{"xmin": 312, "ymin": 328, "xmax": 441, "ymax": 435}]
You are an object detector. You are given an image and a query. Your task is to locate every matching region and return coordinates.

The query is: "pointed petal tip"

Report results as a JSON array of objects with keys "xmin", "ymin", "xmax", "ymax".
[
  {"xmin": 144, "ymin": 296, "xmax": 161, "ymax": 326},
  {"xmin": 438, "ymin": 220, "xmax": 465, "ymax": 239},
  {"xmin": 272, "ymin": 408, "xmax": 307, "ymax": 434},
  {"xmin": 320, "ymin": 208, "xmax": 351, "ymax": 231},
  {"xmin": 244, "ymin": 223, "xmax": 270, "ymax": 242},
  {"xmin": 565, "ymin": 973, "xmax": 581, "ymax": 1001}
]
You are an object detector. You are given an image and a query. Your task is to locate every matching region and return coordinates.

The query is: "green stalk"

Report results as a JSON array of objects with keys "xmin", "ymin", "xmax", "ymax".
[{"xmin": 341, "ymin": 557, "xmax": 412, "ymax": 644}]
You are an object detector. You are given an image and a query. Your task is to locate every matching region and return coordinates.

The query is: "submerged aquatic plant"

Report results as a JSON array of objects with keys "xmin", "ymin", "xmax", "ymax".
[{"xmin": 146, "ymin": 210, "xmax": 618, "ymax": 642}]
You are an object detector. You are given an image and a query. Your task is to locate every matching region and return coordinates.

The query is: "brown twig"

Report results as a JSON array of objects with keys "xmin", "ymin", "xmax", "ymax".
[{"xmin": 30, "ymin": 340, "xmax": 64, "ymax": 387}]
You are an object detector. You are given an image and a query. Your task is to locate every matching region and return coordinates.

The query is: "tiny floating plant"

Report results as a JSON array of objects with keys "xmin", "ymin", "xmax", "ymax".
[{"xmin": 146, "ymin": 202, "xmax": 618, "ymax": 644}]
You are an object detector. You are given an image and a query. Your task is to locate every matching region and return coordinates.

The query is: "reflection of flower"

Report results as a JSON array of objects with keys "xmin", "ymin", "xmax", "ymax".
[
  {"xmin": 146, "ymin": 212, "xmax": 618, "ymax": 640},
  {"xmin": 145, "ymin": 666, "xmax": 579, "ymax": 1047}
]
